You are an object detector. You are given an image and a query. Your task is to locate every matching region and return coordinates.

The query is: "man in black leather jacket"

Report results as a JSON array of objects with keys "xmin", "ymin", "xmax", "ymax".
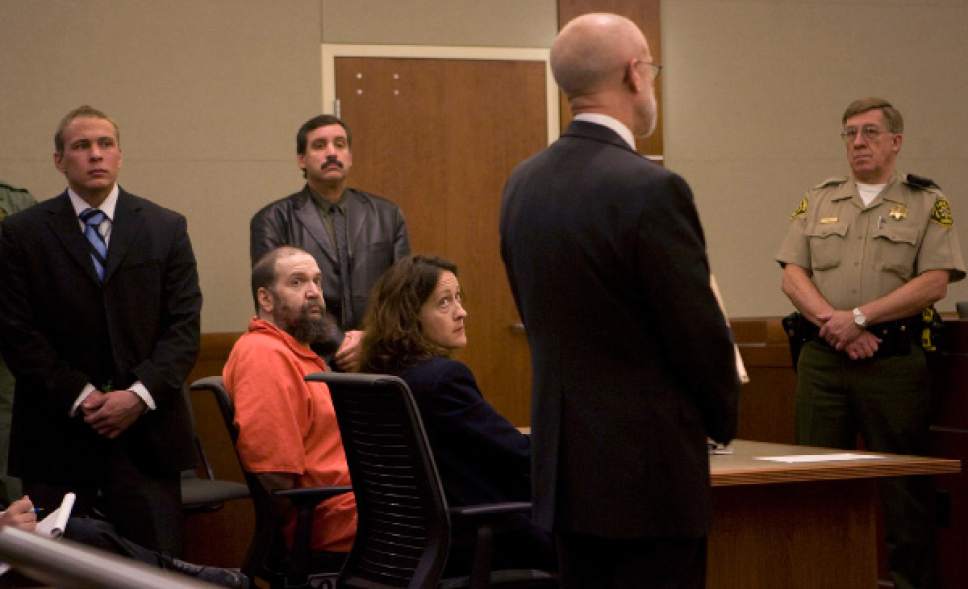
[{"xmin": 250, "ymin": 115, "xmax": 410, "ymax": 371}]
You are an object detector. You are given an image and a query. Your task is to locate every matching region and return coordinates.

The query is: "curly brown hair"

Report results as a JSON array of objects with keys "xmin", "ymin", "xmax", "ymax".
[{"xmin": 361, "ymin": 255, "xmax": 458, "ymax": 373}]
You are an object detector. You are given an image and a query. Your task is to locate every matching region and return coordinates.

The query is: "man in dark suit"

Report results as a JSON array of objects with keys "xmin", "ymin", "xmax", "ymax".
[
  {"xmin": 250, "ymin": 115, "xmax": 410, "ymax": 372},
  {"xmin": 0, "ymin": 105, "xmax": 200, "ymax": 555},
  {"xmin": 500, "ymin": 14, "xmax": 740, "ymax": 588}
]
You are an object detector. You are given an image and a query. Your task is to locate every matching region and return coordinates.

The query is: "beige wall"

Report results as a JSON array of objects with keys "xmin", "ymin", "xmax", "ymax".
[
  {"xmin": 663, "ymin": 0, "xmax": 968, "ymax": 316},
  {"xmin": 1, "ymin": 0, "xmax": 322, "ymax": 332},
  {"xmin": 2, "ymin": 0, "xmax": 967, "ymax": 332},
  {"xmin": 321, "ymin": 0, "xmax": 558, "ymax": 47}
]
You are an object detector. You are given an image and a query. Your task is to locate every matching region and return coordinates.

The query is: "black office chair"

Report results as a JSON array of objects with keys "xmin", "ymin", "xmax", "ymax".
[
  {"xmin": 305, "ymin": 371, "xmax": 556, "ymax": 589},
  {"xmin": 190, "ymin": 376, "xmax": 350, "ymax": 589},
  {"xmin": 181, "ymin": 381, "xmax": 250, "ymax": 513}
]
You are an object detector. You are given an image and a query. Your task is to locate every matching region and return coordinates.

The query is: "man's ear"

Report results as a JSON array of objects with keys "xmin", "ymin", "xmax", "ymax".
[
  {"xmin": 625, "ymin": 59, "xmax": 642, "ymax": 93},
  {"xmin": 53, "ymin": 151, "xmax": 65, "ymax": 173},
  {"xmin": 257, "ymin": 287, "xmax": 274, "ymax": 314}
]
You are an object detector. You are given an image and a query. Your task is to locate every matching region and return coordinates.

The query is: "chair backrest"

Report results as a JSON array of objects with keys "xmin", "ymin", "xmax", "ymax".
[
  {"xmin": 189, "ymin": 376, "xmax": 281, "ymax": 582},
  {"xmin": 305, "ymin": 372, "xmax": 451, "ymax": 589},
  {"xmin": 181, "ymin": 383, "xmax": 214, "ymax": 480}
]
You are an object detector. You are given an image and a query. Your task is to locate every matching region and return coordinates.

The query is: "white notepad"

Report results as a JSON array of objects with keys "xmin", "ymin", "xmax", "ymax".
[{"xmin": 36, "ymin": 492, "xmax": 76, "ymax": 538}]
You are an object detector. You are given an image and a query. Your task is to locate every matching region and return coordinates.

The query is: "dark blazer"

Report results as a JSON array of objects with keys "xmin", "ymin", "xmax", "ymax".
[
  {"xmin": 500, "ymin": 121, "xmax": 740, "ymax": 538},
  {"xmin": 398, "ymin": 357, "xmax": 531, "ymax": 508},
  {"xmin": 250, "ymin": 186, "xmax": 410, "ymax": 331},
  {"xmin": 398, "ymin": 357, "xmax": 553, "ymax": 573},
  {"xmin": 0, "ymin": 189, "xmax": 200, "ymax": 483}
]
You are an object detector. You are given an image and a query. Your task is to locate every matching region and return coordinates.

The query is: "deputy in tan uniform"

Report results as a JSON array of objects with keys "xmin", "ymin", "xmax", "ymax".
[
  {"xmin": 0, "ymin": 180, "xmax": 36, "ymax": 503},
  {"xmin": 777, "ymin": 98, "xmax": 965, "ymax": 589}
]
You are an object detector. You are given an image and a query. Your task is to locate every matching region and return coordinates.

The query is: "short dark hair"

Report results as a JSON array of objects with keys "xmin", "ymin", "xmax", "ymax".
[
  {"xmin": 361, "ymin": 255, "xmax": 459, "ymax": 373},
  {"xmin": 54, "ymin": 105, "xmax": 120, "ymax": 153},
  {"xmin": 251, "ymin": 246, "xmax": 312, "ymax": 312},
  {"xmin": 842, "ymin": 97, "xmax": 904, "ymax": 133},
  {"xmin": 296, "ymin": 114, "xmax": 352, "ymax": 155}
]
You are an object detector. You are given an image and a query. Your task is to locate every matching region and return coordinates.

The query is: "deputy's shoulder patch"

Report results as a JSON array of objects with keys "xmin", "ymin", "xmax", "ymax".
[
  {"xmin": 931, "ymin": 197, "xmax": 954, "ymax": 226},
  {"xmin": 790, "ymin": 197, "xmax": 808, "ymax": 220},
  {"xmin": 905, "ymin": 174, "xmax": 940, "ymax": 190},
  {"xmin": 814, "ymin": 176, "xmax": 847, "ymax": 189}
]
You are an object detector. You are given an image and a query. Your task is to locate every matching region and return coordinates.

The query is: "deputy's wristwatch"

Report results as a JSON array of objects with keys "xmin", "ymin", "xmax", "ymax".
[{"xmin": 852, "ymin": 307, "xmax": 867, "ymax": 328}]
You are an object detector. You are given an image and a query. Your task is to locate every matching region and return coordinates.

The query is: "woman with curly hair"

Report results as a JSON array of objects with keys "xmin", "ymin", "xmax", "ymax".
[{"xmin": 361, "ymin": 254, "xmax": 554, "ymax": 575}]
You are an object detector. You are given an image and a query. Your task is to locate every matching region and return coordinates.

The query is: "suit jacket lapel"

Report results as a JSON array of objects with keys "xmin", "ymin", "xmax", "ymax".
[
  {"xmin": 343, "ymin": 190, "xmax": 366, "ymax": 263},
  {"xmin": 102, "ymin": 189, "xmax": 145, "ymax": 284},
  {"xmin": 293, "ymin": 187, "xmax": 338, "ymax": 265},
  {"xmin": 46, "ymin": 192, "xmax": 101, "ymax": 285}
]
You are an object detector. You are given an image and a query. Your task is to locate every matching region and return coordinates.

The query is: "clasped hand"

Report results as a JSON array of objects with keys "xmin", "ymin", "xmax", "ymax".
[
  {"xmin": 81, "ymin": 389, "xmax": 146, "ymax": 439},
  {"xmin": 333, "ymin": 330, "xmax": 364, "ymax": 372},
  {"xmin": 817, "ymin": 310, "xmax": 880, "ymax": 360}
]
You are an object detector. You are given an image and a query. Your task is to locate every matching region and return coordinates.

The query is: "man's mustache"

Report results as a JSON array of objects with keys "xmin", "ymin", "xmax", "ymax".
[{"xmin": 322, "ymin": 157, "xmax": 343, "ymax": 169}]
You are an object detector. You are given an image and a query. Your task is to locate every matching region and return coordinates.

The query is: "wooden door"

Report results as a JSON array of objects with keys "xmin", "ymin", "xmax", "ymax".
[{"xmin": 335, "ymin": 57, "xmax": 547, "ymax": 425}]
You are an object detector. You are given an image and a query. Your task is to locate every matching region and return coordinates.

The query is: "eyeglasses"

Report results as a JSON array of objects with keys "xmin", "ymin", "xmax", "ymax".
[
  {"xmin": 634, "ymin": 60, "xmax": 663, "ymax": 81},
  {"xmin": 840, "ymin": 125, "xmax": 888, "ymax": 144}
]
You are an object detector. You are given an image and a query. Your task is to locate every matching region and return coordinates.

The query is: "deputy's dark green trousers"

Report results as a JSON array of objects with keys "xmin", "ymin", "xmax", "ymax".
[{"xmin": 796, "ymin": 340, "xmax": 938, "ymax": 589}]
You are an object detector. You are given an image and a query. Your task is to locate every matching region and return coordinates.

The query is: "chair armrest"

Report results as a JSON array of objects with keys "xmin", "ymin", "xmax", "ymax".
[
  {"xmin": 449, "ymin": 501, "xmax": 532, "ymax": 520},
  {"xmin": 272, "ymin": 486, "xmax": 353, "ymax": 580},
  {"xmin": 272, "ymin": 485, "xmax": 353, "ymax": 507},
  {"xmin": 449, "ymin": 502, "xmax": 534, "ymax": 589}
]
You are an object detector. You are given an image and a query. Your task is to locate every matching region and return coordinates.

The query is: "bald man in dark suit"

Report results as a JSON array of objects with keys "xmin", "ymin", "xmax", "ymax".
[{"xmin": 501, "ymin": 14, "xmax": 740, "ymax": 589}]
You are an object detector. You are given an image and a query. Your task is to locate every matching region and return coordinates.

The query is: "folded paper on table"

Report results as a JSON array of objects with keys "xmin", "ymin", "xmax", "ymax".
[{"xmin": 754, "ymin": 453, "xmax": 885, "ymax": 464}]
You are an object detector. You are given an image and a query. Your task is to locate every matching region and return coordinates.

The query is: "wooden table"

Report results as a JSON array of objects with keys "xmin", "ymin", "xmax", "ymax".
[{"xmin": 707, "ymin": 440, "xmax": 960, "ymax": 589}]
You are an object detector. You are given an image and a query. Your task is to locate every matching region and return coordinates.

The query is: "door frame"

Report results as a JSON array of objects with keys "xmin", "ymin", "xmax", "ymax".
[{"xmin": 321, "ymin": 44, "xmax": 559, "ymax": 146}]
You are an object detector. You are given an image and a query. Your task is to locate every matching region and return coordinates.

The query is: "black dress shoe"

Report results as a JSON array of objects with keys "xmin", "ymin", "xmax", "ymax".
[{"xmin": 163, "ymin": 557, "xmax": 251, "ymax": 589}]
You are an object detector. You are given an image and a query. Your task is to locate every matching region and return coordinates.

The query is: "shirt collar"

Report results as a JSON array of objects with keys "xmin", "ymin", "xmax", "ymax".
[
  {"xmin": 307, "ymin": 185, "xmax": 346, "ymax": 211},
  {"xmin": 834, "ymin": 172, "xmax": 905, "ymax": 204},
  {"xmin": 68, "ymin": 184, "xmax": 119, "ymax": 220},
  {"xmin": 573, "ymin": 113, "xmax": 636, "ymax": 149}
]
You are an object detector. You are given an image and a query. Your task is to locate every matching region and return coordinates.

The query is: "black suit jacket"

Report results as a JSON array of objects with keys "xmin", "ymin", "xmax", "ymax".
[
  {"xmin": 398, "ymin": 357, "xmax": 531, "ymax": 508},
  {"xmin": 399, "ymin": 357, "xmax": 553, "ymax": 572},
  {"xmin": 250, "ymin": 186, "xmax": 410, "ymax": 331},
  {"xmin": 500, "ymin": 121, "xmax": 740, "ymax": 538},
  {"xmin": 0, "ymin": 189, "xmax": 200, "ymax": 483}
]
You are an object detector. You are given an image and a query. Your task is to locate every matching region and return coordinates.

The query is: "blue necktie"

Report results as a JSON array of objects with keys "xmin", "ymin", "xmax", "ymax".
[{"xmin": 79, "ymin": 208, "xmax": 108, "ymax": 281}]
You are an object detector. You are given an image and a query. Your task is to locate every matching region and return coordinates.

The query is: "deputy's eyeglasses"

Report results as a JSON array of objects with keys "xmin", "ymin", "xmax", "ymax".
[{"xmin": 840, "ymin": 125, "xmax": 887, "ymax": 144}]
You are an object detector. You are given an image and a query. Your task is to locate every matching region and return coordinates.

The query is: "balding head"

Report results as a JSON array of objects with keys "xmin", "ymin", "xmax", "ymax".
[
  {"xmin": 551, "ymin": 13, "xmax": 658, "ymax": 136},
  {"xmin": 551, "ymin": 13, "xmax": 649, "ymax": 99}
]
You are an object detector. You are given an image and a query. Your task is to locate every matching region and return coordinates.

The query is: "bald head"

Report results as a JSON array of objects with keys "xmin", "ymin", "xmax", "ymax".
[{"xmin": 551, "ymin": 13, "xmax": 649, "ymax": 99}]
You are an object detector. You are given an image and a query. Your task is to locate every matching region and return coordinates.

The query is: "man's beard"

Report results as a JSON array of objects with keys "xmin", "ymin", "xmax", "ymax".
[{"xmin": 273, "ymin": 298, "xmax": 334, "ymax": 345}]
